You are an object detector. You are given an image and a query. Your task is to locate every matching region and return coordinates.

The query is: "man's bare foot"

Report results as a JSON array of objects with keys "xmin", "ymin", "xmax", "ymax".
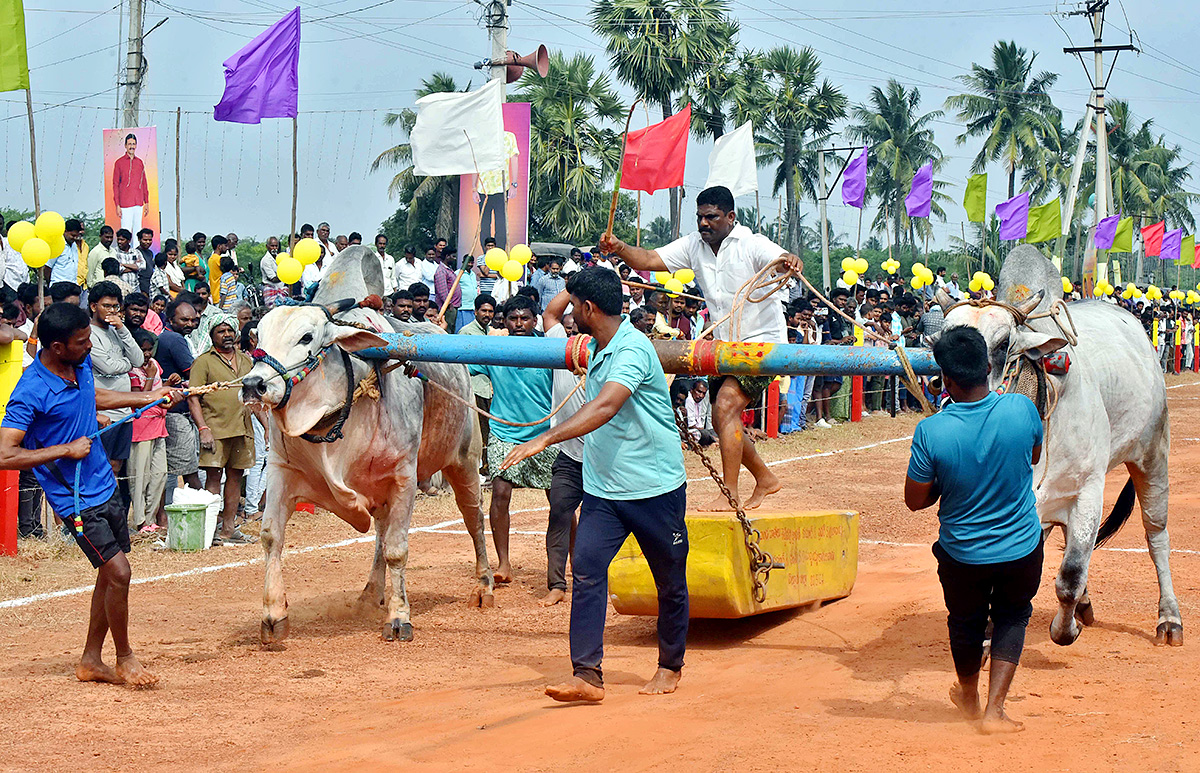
[
  {"xmin": 979, "ymin": 711, "xmax": 1024, "ymax": 734},
  {"xmin": 744, "ymin": 472, "xmax": 782, "ymax": 510},
  {"xmin": 76, "ymin": 655, "xmax": 124, "ymax": 685},
  {"xmin": 949, "ymin": 683, "xmax": 981, "ymax": 720},
  {"xmin": 639, "ymin": 667, "xmax": 681, "ymax": 695},
  {"xmin": 697, "ymin": 493, "xmax": 737, "ymax": 512},
  {"xmin": 493, "ymin": 563, "xmax": 513, "ymax": 584},
  {"xmin": 540, "ymin": 588, "xmax": 567, "ymax": 607},
  {"xmin": 545, "ymin": 676, "xmax": 604, "ymax": 703},
  {"xmin": 115, "ymin": 654, "xmax": 159, "ymax": 688}
]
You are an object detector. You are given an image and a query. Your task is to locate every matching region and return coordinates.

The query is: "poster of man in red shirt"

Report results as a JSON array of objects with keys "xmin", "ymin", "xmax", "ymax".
[{"xmin": 103, "ymin": 127, "xmax": 160, "ymax": 253}]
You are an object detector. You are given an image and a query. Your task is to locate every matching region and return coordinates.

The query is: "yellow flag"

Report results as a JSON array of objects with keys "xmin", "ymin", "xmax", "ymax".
[
  {"xmin": 963, "ymin": 174, "xmax": 987, "ymax": 222},
  {"xmin": 1025, "ymin": 199, "xmax": 1062, "ymax": 243},
  {"xmin": 1179, "ymin": 235, "xmax": 1194, "ymax": 267},
  {"xmin": 0, "ymin": 0, "xmax": 30, "ymax": 93},
  {"xmin": 1110, "ymin": 217, "xmax": 1133, "ymax": 253}
]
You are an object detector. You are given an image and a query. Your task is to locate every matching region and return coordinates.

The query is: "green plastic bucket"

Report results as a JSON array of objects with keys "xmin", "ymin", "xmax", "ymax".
[{"xmin": 166, "ymin": 504, "xmax": 208, "ymax": 552}]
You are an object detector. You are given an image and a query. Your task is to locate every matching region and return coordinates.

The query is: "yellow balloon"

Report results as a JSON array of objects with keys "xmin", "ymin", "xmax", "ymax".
[
  {"xmin": 45, "ymin": 233, "xmax": 66, "ymax": 261},
  {"xmin": 294, "ymin": 237, "xmax": 321, "ymax": 265},
  {"xmin": 6, "ymin": 221, "xmax": 35, "ymax": 253},
  {"xmin": 854, "ymin": 257, "xmax": 869, "ymax": 274},
  {"xmin": 840, "ymin": 257, "xmax": 855, "ymax": 272},
  {"xmin": 969, "ymin": 278, "xmax": 982, "ymax": 293},
  {"xmin": 912, "ymin": 262, "xmax": 925, "ymax": 273},
  {"xmin": 500, "ymin": 259, "xmax": 524, "ymax": 282},
  {"xmin": 842, "ymin": 269, "xmax": 859, "ymax": 286},
  {"xmin": 34, "ymin": 211, "xmax": 65, "ymax": 242},
  {"xmin": 276, "ymin": 256, "xmax": 303, "ymax": 284},
  {"xmin": 484, "ymin": 247, "xmax": 507, "ymax": 272},
  {"xmin": 982, "ymin": 277, "xmax": 995, "ymax": 291},
  {"xmin": 674, "ymin": 268, "xmax": 695, "ymax": 285},
  {"xmin": 664, "ymin": 277, "xmax": 684, "ymax": 296},
  {"xmin": 1062, "ymin": 277, "xmax": 1074, "ymax": 293},
  {"xmin": 509, "ymin": 244, "xmax": 533, "ymax": 265},
  {"xmin": 910, "ymin": 276, "xmax": 925, "ymax": 290},
  {"xmin": 20, "ymin": 237, "xmax": 51, "ymax": 268},
  {"xmin": 653, "ymin": 271, "xmax": 672, "ymax": 285}
]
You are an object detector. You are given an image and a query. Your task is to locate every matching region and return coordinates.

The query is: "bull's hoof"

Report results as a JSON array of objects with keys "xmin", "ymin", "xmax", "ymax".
[
  {"xmin": 1075, "ymin": 600, "xmax": 1095, "ymax": 627},
  {"xmin": 468, "ymin": 585, "xmax": 496, "ymax": 609},
  {"xmin": 384, "ymin": 621, "xmax": 414, "ymax": 642},
  {"xmin": 261, "ymin": 616, "xmax": 290, "ymax": 649},
  {"xmin": 1050, "ymin": 613, "xmax": 1081, "ymax": 646},
  {"xmin": 1156, "ymin": 622, "xmax": 1184, "ymax": 647}
]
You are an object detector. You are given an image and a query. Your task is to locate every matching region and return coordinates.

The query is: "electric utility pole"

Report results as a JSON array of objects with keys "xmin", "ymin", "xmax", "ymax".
[
  {"xmin": 1060, "ymin": 1, "xmax": 1137, "ymax": 291},
  {"xmin": 119, "ymin": 0, "xmax": 167, "ymax": 128},
  {"xmin": 480, "ymin": 0, "xmax": 509, "ymax": 97}
]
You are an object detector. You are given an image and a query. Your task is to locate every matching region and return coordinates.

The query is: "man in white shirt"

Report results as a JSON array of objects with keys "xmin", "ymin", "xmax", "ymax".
[
  {"xmin": 373, "ymin": 234, "xmax": 396, "ymax": 294},
  {"xmin": 599, "ymin": 185, "xmax": 802, "ymax": 511},
  {"xmin": 259, "ymin": 236, "xmax": 289, "ymax": 307},
  {"xmin": 0, "ymin": 215, "xmax": 26, "ymax": 293},
  {"xmin": 394, "ymin": 245, "xmax": 422, "ymax": 289},
  {"xmin": 420, "ymin": 246, "xmax": 439, "ymax": 287},
  {"xmin": 316, "ymin": 222, "xmax": 338, "ymax": 259},
  {"xmin": 86, "ymin": 225, "xmax": 118, "ymax": 288}
]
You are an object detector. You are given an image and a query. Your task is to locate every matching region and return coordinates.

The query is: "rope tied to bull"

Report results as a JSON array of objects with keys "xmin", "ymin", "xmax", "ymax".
[{"xmin": 942, "ymin": 295, "xmax": 1079, "ymax": 348}]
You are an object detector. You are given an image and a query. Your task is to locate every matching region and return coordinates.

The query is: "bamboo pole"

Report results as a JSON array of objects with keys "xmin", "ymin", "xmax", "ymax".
[
  {"xmin": 606, "ymin": 99, "xmax": 642, "ymax": 241},
  {"xmin": 290, "ymin": 115, "xmax": 298, "ymax": 251},
  {"xmin": 26, "ymin": 88, "xmax": 42, "ymax": 310}
]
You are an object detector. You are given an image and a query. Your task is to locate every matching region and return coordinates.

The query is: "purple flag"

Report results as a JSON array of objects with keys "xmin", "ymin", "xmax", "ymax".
[
  {"xmin": 904, "ymin": 162, "xmax": 932, "ymax": 218},
  {"xmin": 996, "ymin": 192, "xmax": 1030, "ymax": 240},
  {"xmin": 1159, "ymin": 228, "xmax": 1183, "ymax": 261},
  {"xmin": 1093, "ymin": 214, "xmax": 1121, "ymax": 249},
  {"xmin": 841, "ymin": 145, "xmax": 868, "ymax": 209},
  {"xmin": 214, "ymin": 7, "xmax": 300, "ymax": 124}
]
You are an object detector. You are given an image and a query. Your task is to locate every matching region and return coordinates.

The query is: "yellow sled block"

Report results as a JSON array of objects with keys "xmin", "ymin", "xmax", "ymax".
[{"xmin": 608, "ymin": 510, "xmax": 859, "ymax": 619}]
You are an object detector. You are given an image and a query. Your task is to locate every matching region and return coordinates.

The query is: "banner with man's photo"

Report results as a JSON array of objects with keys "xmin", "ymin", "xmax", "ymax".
[
  {"xmin": 103, "ymin": 126, "xmax": 161, "ymax": 253},
  {"xmin": 457, "ymin": 102, "xmax": 531, "ymax": 260}
]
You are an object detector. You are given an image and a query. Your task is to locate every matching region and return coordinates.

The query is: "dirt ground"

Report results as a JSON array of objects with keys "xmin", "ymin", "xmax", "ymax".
[{"xmin": 2, "ymin": 374, "xmax": 1199, "ymax": 772}]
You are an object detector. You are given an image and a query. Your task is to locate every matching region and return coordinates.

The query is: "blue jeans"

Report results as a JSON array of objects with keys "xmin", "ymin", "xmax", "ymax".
[{"xmin": 570, "ymin": 485, "xmax": 689, "ymax": 687}]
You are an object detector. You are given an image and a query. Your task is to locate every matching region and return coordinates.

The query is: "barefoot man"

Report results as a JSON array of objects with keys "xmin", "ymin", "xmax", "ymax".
[
  {"xmin": 502, "ymin": 268, "xmax": 688, "ymax": 701},
  {"xmin": 0, "ymin": 303, "xmax": 180, "ymax": 687},
  {"xmin": 598, "ymin": 185, "xmax": 801, "ymax": 510},
  {"xmin": 904, "ymin": 327, "xmax": 1044, "ymax": 734}
]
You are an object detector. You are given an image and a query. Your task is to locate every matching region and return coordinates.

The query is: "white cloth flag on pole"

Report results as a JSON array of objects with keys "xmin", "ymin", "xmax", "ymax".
[
  {"xmin": 703, "ymin": 121, "xmax": 757, "ymax": 198},
  {"xmin": 410, "ymin": 78, "xmax": 504, "ymax": 177}
]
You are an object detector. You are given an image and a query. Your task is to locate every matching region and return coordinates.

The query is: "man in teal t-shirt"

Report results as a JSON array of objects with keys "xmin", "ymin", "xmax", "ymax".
[
  {"xmin": 905, "ymin": 326, "xmax": 1044, "ymax": 735},
  {"xmin": 502, "ymin": 268, "xmax": 688, "ymax": 704},
  {"xmin": 469, "ymin": 294, "xmax": 556, "ymax": 583}
]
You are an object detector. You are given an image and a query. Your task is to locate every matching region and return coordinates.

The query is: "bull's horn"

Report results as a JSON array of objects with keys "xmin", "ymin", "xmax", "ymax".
[
  {"xmin": 324, "ymin": 296, "xmax": 383, "ymax": 316},
  {"xmin": 1014, "ymin": 289, "xmax": 1045, "ymax": 316},
  {"xmin": 935, "ymin": 287, "xmax": 954, "ymax": 312}
]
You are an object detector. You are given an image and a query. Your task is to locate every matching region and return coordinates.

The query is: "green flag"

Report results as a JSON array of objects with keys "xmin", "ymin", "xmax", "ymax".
[
  {"xmin": 963, "ymin": 173, "xmax": 986, "ymax": 222},
  {"xmin": 0, "ymin": 0, "xmax": 30, "ymax": 93},
  {"xmin": 1111, "ymin": 217, "xmax": 1133, "ymax": 253},
  {"xmin": 1180, "ymin": 235, "xmax": 1195, "ymax": 267},
  {"xmin": 1024, "ymin": 198, "xmax": 1061, "ymax": 243}
]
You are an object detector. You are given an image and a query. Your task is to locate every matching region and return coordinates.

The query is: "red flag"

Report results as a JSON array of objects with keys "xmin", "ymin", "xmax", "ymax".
[
  {"xmin": 1192, "ymin": 243, "xmax": 1200, "ymax": 269},
  {"xmin": 1142, "ymin": 221, "xmax": 1165, "ymax": 256},
  {"xmin": 620, "ymin": 105, "xmax": 690, "ymax": 193}
]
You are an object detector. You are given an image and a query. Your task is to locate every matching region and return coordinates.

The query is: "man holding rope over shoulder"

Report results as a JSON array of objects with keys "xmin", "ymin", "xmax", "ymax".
[
  {"xmin": 0, "ymin": 303, "xmax": 182, "ymax": 687},
  {"xmin": 598, "ymin": 185, "xmax": 803, "ymax": 511}
]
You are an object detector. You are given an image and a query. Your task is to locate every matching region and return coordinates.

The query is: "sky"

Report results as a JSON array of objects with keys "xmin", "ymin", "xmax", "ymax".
[{"xmin": 4, "ymin": 0, "xmax": 1200, "ymax": 250}]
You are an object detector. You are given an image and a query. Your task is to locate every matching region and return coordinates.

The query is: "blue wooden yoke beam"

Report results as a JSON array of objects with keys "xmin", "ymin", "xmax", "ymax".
[{"xmin": 355, "ymin": 333, "xmax": 939, "ymax": 378}]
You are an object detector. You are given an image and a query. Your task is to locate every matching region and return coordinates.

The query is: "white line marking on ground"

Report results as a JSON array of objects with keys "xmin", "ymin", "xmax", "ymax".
[{"xmin": 1165, "ymin": 380, "xmax": 1200, "ymax": 390}]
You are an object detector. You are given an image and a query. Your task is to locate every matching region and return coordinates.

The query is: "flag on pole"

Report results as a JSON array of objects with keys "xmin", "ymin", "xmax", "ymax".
[
  {"xmin": 840, "ymin": 145, "xmax": 868, "ymax": 209},
  {"xmin": 621, "ymin": 105, "xmax": 691, "ymax": 193},
  {"xmin": 409, "ymin": 78, "xmax": 505, "ymax": 177},
  {"xmin": 1094, "ymin": 214, "xmax": 1121, "ymax": 249},
  {"xmin": 1142, "ymin": 221, "xmax": 1166, "ymax": 256},
  {"xmin": 1111, "ymin": 217, "xmax": 1133, "ymax": 253},
  {"xmin": 963, "ymin": 173, "xmax": 987, "ymax": 222},
  {"xmin": 1193, "ymin": 241, "xmax": 1200, "ymax": 269},
  {"xmin": 0, "ymin": 0, "xmax": 30, "ymax": 93},
  {"xmin": 904, "ymin": 162, "xmax": 932, "ymax": 218},
  {"xmin": 214, "ymin": 7, "xmax": 300, "ymax": 124},
  {"xmin": 1159, "ymin": 228, "xmax": 1182, "ymax": 262},
  {"xmin": 704, "ymin": 120, "xmax": 757, "ymax": 198},
  {"xmin": 1180, "ymin": 235, "xmax": 1195, "ymax": 267},
  {"xmin": 995, "ymin": 192, "xmax": 1030, "ymax": 240},
  {"xmin": 1025, "ymin": 198, "xmax": 1061, "ymax": 243}
]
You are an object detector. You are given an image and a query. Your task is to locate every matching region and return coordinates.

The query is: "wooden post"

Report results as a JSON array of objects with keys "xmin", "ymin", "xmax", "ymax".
[
  {"xmin": 854, "ymin": 206, "xmax": 863, "ymax": 262},
  {"xmin": 25, "ymin": 89, "xmax": 40, "ymax": 217},
  {"xmin": 290, "ymin": 115, "xmax": 298, "ymax": 251},
  {"xmin": 175, "ymin": 107, "xmax": 182, "ymax": 242},
  {"xmin": 606, "ymin": 100, "xmax": 641, "ymax": 241},
  {"xmin": 636, "ymin": 191, "xmax": 641, "ymax": 247}
]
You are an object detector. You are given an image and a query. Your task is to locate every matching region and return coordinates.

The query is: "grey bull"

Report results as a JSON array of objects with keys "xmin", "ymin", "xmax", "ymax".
[
  {"xmin": 937, "ymin": 245, "xmax": 1181, "ymax": 647},
  {"xmin": 241, "ymin": 246, "xmax": 494, "ymax": 645}
]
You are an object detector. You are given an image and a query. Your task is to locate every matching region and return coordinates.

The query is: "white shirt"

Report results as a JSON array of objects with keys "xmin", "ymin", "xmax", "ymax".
[
  {"xmin": 0, "ymin": 236, "xmax": 24, "ymax": 290},
  {"xmin": 684, "ymin": 393, "xmax": 712, "ymax": 440},
  {"xmin": 546, "ymin": 323, "xmax": 585, "ymax": 462},
  {"xmin": 260, "ymin": 252, "xmax": 283, "ymax": 288},
  {"xmin": 375, "ymin": 251, "xmax": 396, "ymax": 294},
  {"xmin": 164, "ymin": 260, "xmax": 185, "ymax": 291},
  {"xmin": 419, "ymin": 259, "xmax": 438, "ymax": 287},
  {"xmin": 394, "ymin": 257, "xmax": 422, "ymax": 290},
  {"xmin": 656, "ymin": 224, "xmax": 787, "ymax": 343}
]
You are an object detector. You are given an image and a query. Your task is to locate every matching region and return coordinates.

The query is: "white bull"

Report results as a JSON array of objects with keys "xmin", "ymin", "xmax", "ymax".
[
  {"xmin": 938, "ymin": 245, "xmax": 1182, "ymax": 647},
  {"xmin": 241, "ymin": 246, "xmax": 493, "ymax": 645}
]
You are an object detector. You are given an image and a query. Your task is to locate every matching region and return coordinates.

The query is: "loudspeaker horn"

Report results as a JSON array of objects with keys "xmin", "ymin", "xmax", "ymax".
[{"xmin": 505, "ymin": 44, "xmax": 549, "ymax": 83}]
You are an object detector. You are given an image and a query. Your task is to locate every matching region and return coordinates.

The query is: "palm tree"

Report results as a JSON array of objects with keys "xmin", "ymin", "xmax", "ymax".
[
  {"xmin": 370, "ymin": 73, "xmax": 466, "ymax": 240},
  {"xmin": 752, "ymin": 46, "xmax": 847, "ymax": 254},
  {"xmin": 676, "ymin": 25, "xmax": 740, "ymax": 141},
  {"xmin": 1021, "ymin": 109, "xmax": 1076, "ymax": 205},
  {"xmin": 516, "ymin": 52, "xmax": 625, "ymax": 243},
  {"xmin": 591, "ymin": 0, "xmax": 737, "ymax": 237},
  {"xmin": 945, "ymin": 41, "xmax": 1059, "ymax": 198},
  {"xmin": 846, "ymin": 79, "xmax": 948, "ymax": 252}
]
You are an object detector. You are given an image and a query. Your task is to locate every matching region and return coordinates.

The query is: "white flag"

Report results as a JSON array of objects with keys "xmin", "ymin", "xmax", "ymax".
[
  {"xmin": 410, "ymin": 78, "xmax": 504, "ymax": 177},
  {"xmin": 704, "ymin": 121, "xmax": 757, "ymax": 198}
]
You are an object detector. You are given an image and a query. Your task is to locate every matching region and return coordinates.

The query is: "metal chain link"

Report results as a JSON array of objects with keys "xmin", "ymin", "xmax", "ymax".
[{"xmin": 673, "ymin": 408, "xmax": 780, "ymax": 603}]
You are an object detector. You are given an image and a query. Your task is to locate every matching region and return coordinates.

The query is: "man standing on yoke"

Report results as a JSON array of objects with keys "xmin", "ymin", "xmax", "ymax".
[
  {"xmin": 904, "ymin": 326, "xmax": 1044, "ymax": 734},
  {"xmin": 502, "ymin": 267, "xmax": 688, "ymax": 702},
  {"xmin": 0, "ymin": 303, "xmax": 181, "ymax": 686},
  {"xmin": 598, "ymin": 185, "xmax": 802, "ymax": 511}
]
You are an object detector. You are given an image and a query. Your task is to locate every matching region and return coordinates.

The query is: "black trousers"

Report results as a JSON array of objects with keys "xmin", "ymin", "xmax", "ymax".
[
  {"xmin": 17, "ymin": 469, "xmax": 44, "ymax": 538},
  {"xmin": 546, "ymin": 454, "xmax": 582, "ymax": 591},
  {"xmin": 934, "ymin": 539, "xmax": 1043, "ymax": 679},
  {"xmin": 480, "ymin": 193, "xmax": 507, "ymax": 250}
]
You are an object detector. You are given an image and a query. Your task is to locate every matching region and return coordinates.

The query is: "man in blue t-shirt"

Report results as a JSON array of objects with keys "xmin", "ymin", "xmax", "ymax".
[
  {"xmin": 0, "ymin": 303, "xmax": 181, "ymax": 688},
  {"xmin": 502, "ymin": 268, "xmax": 688, "ymax": 703},
  {"xmin": 905, "ymin": 326, "xmax": 1044, "ymax": 735}
]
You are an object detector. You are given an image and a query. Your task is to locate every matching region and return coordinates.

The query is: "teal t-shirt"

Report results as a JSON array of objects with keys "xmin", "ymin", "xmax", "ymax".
[
  {"xmin": 468, "ymin": 362, "xmax": 552, "ymax": 444},
  {"xmin": 582, "ymin": 319, "xmax": 686, "ymax": 500},
  {"xmin": 907, "ymin": 391, "xmax": 1043, "ymax": 564}
]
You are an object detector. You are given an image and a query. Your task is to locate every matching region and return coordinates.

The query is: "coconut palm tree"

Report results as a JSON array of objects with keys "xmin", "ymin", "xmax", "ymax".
[
  {"xmin": 591, "ymin": 0, "xmax": 737, "ymax": 237},
  {"xmin": 945, "ymin": 41, "xmax": 1059, "ymax": 199},
  {"xmin": 516, "ymin": 52, "xmax": 626, "ymax": 243},
  {"xmin": 846, "ymin": 79, "xmax": 949, "ymax": 252},
  {"xmin": 675, "ymin": 24, "xmax": 740, "ymax": 141},
  {"xmin": 752, "ymin": 45, "xmax": 846, "ymax": 254},
  {"xmin": 370, "ymin": 73, "xmax": 466, "ymax": 240}
]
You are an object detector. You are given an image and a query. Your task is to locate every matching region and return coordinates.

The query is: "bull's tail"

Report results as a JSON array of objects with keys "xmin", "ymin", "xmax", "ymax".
[{"xmin": 1095, "ymin": 478, "xmax": 1137, "ymax": 548}]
